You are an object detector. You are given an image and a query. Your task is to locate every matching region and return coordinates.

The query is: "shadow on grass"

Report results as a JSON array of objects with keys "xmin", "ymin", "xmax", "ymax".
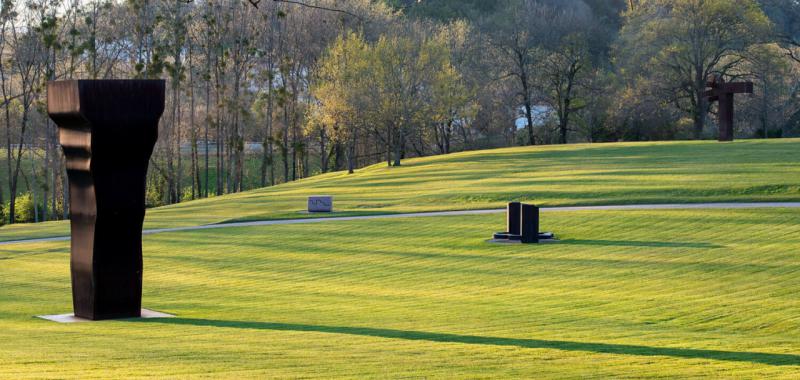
[
  {"xmin": 134, "ymin": 318, "xmax": 799, "ymax": 366},
  {"xmin": 560, "ymin": 239, "xmax": 724, "ymax": 249}
]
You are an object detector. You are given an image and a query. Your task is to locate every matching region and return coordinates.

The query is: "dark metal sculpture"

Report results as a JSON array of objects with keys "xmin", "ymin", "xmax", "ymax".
[
  {"xmin": 507, "ymin": 201, "xmax": 521, "ymax": 237},
  {"xmin": 47, "ymin": 80, "xmax": 165, "ymax": 320},
  {"xmin": 704, "ymin": 75, "xmax": 753, "ymax": 142},
  {"xmin": 520, "ymin": 204, "xmax": 540, "ymax": 244},
  {"xmin": 493, "ymin": 202, "xmax": 554, "ymax": 243}
]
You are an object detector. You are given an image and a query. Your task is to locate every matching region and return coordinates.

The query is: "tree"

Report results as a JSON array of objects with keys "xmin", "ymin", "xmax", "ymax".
[
  {"xmin": 311, "ymin": 32, "xmax": 370, "ymax": 173},
  {"xmin": 740, "ymin": 43, "xmax": 795, "ymax": 137},
  {"xmin": 617, "ymin": 0, "xmax": 771, "ymax": 139},
  {"xmin": 760, "ymin": 0, "xmax": 800, "ymax": 63},
  {"xmin": 4, "ymin": 4, "xmax": 45, "ymax": 224},
  {"xmin": 541, "ymin": 33, "xmax": 591, "ymax": 144},
  {"xmin": 489, "ymin": 0, "xmax": 568, "ymax": 145}
]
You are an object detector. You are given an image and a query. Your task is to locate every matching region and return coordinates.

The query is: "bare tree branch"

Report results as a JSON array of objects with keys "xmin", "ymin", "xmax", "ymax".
[
  {"xmin": 178, "ymin": 0, "xmax": 363, "ymax": 20},
  {"xmin": 271, "ymin": 0, "xmax": 363, "ymax": 20}
]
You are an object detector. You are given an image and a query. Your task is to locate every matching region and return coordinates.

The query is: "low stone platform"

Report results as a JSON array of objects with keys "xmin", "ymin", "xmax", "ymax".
[
  {"xmin": 37, "ymin": 309, "xmax": 175, "ymax": 323},
  {"xmin": 493, "ymin": 232, "xmax": 555, "ymax": 241},
  {"xmin": 486, "ymin": 238, "xmax": 559, "ymax": 244}
]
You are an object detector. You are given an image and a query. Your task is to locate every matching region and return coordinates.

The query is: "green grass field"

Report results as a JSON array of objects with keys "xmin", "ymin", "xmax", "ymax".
[
  {"xmin": 2, "ymin": 139, "xmax": 800, "ymax": 242},
  {"xmin": 1, "ymin": 140, "xmax": 799, "ymax": 378},
  {"xmin": 1, "ymin": 209, "xmax": 799, "ymax": 378}
]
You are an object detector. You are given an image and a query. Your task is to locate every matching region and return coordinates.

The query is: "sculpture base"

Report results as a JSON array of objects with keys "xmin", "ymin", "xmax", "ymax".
[
  {"xmin": 486, "ymin": 238, "xmax": 559, "ymax": 244},
  {"xmin": 489, "ymin": 231, "xmax": 557, "ymax": 244},
  {"xmin": 37, "ymin": 309, "xmax": 174, "ymax": 323},
  {"xmin": 492, "ymin": 231, "xmax": 555, "ymax": 241}
]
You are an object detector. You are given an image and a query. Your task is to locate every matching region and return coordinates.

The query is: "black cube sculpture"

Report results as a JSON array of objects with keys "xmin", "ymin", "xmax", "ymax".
[
  {"xmin": 48, "ymin": 80, "xmax": 165, "ymax": 320},
  {"xmin": 492, "ymin": 202, "xmax": 555, "ymax": 244}
]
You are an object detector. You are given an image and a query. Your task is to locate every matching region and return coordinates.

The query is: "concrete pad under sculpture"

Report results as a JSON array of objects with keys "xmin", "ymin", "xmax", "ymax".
[
  {"xmin": 37, "ymin": 309, "xmax": 175, "ymax": 323},
  {"xmin": 36, "ymin": 309, "xmax": 175, "ymax": 323}
]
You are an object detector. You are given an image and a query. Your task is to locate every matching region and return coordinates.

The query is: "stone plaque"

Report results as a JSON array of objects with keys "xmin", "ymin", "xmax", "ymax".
[{"xmin": 308, "ymin": 196, "xmax": 333, "ymax": 213}]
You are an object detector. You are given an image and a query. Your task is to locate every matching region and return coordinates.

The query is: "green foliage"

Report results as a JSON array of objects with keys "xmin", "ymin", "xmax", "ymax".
[
  {"xmin": 311, "ymin": 27, "xmax": 470, "ymax": 165},
  {"xmin": 615, "ymin": 0, "xmax": 773, "ymax": 137},
  {"xmin": 7, "ymin": 192, "xmax": 36, "ymax": 223},
  {"xmin": 181, "ymin": 186, "xmax": 194, "ymax": 201},
  {"xmin": 146, "ymin": 176, "xmax": 167, "ymax": 208}
]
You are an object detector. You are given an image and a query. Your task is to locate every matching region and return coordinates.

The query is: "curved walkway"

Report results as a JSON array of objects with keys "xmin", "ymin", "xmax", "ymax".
[{"xmin": 3, "ymin": 202, "xmax": 800, "ymax": 246}]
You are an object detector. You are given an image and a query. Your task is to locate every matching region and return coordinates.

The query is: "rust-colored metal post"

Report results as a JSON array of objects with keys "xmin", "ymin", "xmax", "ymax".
[
  {"xmin": 718, "ymin": 93, "xmax": 735, "ymax": 142},
  {"xmin": 47, "ymin": 80, "xmax": 165, "ymax": 320},
  {"xmin": 704, "ymin": 76, "xmax": 753, "ymax": 142}
]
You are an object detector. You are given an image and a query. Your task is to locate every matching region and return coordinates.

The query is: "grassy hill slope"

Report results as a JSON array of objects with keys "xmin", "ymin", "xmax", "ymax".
[
  {"xmin": 1, "ymin": 140, "xmax": 799, "ymax": 377},
  {"xmin": 1, "ymin": 208, "xmax": 798, "ymax": 378},
  {"xmin": 2, "ymin": 139, "xmax": 799, "ymax": 241}
]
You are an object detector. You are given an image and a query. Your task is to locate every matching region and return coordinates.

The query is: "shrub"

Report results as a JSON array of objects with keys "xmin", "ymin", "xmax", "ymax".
[
  {"xmin": 146, "ymin": 177, "xmax": 167, "ymax": 208},
  {"xmin": 12, "ymin": 193, "xmax": 37, "ymax": 223}
]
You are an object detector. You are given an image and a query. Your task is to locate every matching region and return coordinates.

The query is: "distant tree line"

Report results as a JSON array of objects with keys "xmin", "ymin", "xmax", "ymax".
[{"xmin": 1, "ymin": 0, "xmax": 798, "ymax": 224}]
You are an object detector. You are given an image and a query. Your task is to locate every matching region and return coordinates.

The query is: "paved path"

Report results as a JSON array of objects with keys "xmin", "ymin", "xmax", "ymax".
[{"xmin": 3, "ymin": 202, "xmax": 800, "ymax": 246}]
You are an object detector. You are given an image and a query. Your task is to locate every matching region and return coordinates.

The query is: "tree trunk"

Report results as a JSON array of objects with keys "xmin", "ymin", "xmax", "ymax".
[
  {"xmin": 233, "ymin": 74, "xmax": 243, "ymax": 192},
  {"xmin": 559, "ymin": 71, "xmax": 576, "ymax": 145},
  {"xmin": 692, "ymin": 101, "xmax": 705, "ymax": 140},
  {"xmin": 347, "ymin": 131, "xmax": 357, "ymax": 174},
  {"xmin": 693, "ymin": 70, "xmax": 706, "ymax": 140},
  {"xmin": 43, "ymin": 124, "xmax": 49, "ymax": 221},
  {"xmin": 62, "ymin": 168, "xmax": 68, "ymax": 219},
  {"xmin": 393, "ymin": 125, "xmax": 403, "ymax": 167},
  {"xmin": 386, "ymin": 124, "xmax": 392, "ymax": 166},
  {"xmin": 521, "ymin": 69, "xmax": 536, "ymax": 146},
  {"xmin": 216, "ymin": 78, "xmax": 223, "ymax": 196},
  {"xmin": 189, "ymin": 48, "xmax": 199, "ymax": 200},
  {"xmin": 31, "ymin": 147, "xmax": 38, "ymax": 223},
  {"xmin": 9, "ymin": 108, "xmax": 30, "ymax": 224},
  {"xmin": 260, "ymin": 77, "xmax": 274, "ymax": 186},
  {"xmin": 204, "ymin": 48, "xmax": 211, "ymax": 198},
  {"xmin": 282, "ymin": 104, "xmax": 290, "ymax": 183},
  {"xmin": 444, "ymin": 120, "xmax": 452, "ymax": 154},
  {"xmin": 176, "ymin": 87, "xmax": 183, "ymax": 201},
  {"xmin": 167, "ymin": 75, "xmax": 179, "ymax": 203},
  {"xmin": 319, "ymin": 126, "xmax": 327, "ymax": 173},
  {"xmin": 1, "ymin": 50, "xmax": 12, "ymax": 223}
]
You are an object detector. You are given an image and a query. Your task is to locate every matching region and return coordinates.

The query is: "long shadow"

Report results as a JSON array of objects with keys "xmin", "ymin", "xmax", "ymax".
[
  {"xmin": 133, "ymin": 318, "xmax": 800, "ymax": 366},
  {"xmin": 559, "ymin": 239, "xmax": 724, "ymax": 249}
]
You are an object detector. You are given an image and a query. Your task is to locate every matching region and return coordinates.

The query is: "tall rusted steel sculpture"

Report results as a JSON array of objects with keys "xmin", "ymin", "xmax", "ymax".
[
  {"xmin": 48, "ymin": 80, "xmax": 165, "ymax": 320},
  {"xmin": 704, "ymin": 75, "xmax": 753, "ymax": 142}
]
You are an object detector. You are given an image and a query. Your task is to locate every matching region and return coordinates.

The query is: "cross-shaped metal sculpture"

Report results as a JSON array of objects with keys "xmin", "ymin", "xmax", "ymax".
[{"xmin": 704, "ymin": 75, "xmax": 753, "ymax": 142}]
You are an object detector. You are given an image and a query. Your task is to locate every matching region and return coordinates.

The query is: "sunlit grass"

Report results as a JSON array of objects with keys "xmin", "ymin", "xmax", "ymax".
[{"xmin": 0, "ymin": 208, "xmax": 798, "ymax": 378}]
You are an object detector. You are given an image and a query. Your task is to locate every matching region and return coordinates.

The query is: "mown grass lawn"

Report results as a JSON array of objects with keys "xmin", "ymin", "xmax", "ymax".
[
  {"xmin": 3, "ymin": 139, "xmax": 800, "ymax": 242},
  {"xmin": 1, "ymin": 208, "xmax": 798, "ymax": 378}
]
